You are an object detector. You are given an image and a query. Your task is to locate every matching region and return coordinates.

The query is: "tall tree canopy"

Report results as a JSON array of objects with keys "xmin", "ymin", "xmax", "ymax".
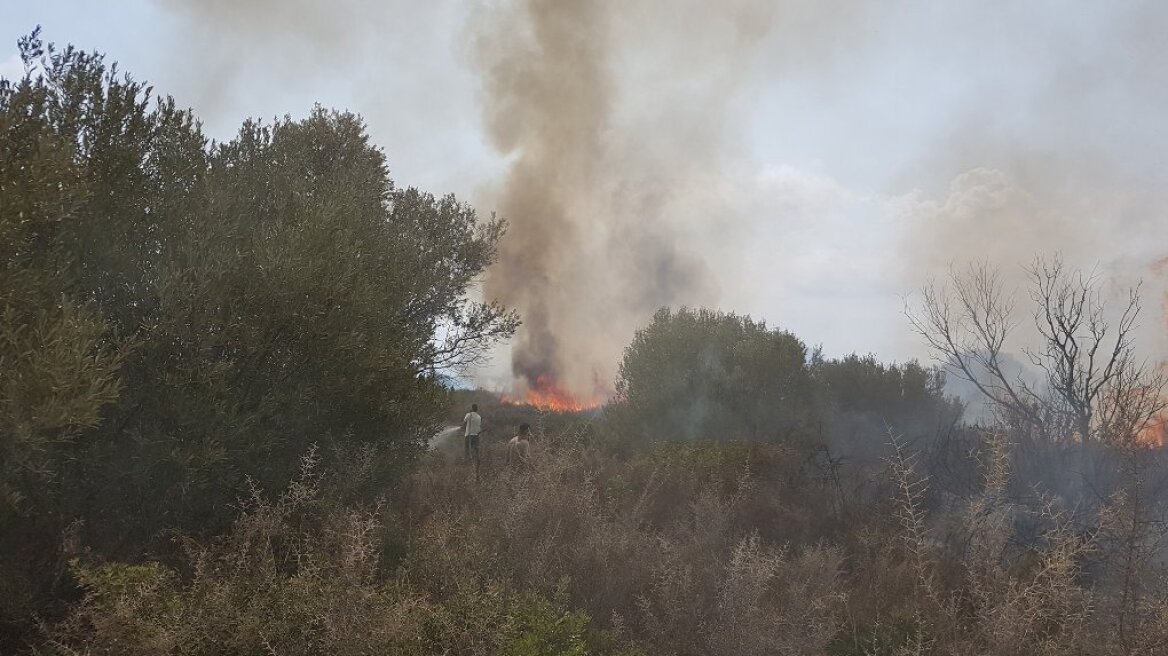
[
  {"xmin": 0, "ymin": 30, "xmax": 515, "ymax": 638},
  {"xmin": 610, "ymin": 307, "xmax": 813, "ymax": 442},
  {"xmin": 608, "ymin": 308, "xmax": 960, "ymax": 451}
]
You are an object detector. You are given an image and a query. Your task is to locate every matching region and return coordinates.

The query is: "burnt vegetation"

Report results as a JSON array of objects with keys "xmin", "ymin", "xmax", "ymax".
[{"xmin": 3, "ymin": 34, "xmax": 1168, "ymax": 656}]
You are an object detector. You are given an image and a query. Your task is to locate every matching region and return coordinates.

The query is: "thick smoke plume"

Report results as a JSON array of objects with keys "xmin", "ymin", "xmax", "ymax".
[
  {"xmin": 891, "ymin": 2, "xmax": 1168, "ymax": 361},
  {"xmin": 472, "ymin": 0, "xmax": 814, "ymax": 399},
  {"xmin": 141, "ymin": 0, "xmax": 866, "ymax": 397},
  {"xmin": 120, "ymin": 0, "xmax": 1166, "ymax": 382}
]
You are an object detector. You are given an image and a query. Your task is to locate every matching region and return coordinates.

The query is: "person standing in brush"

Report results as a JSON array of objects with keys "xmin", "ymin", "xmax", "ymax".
[
  {"xmin": 507, "ymin": 423, "xmax": 532, "ymax": 469},
  {"xmin": 463, "ymin": 403, "xmax": 483, "ymax": 470}
]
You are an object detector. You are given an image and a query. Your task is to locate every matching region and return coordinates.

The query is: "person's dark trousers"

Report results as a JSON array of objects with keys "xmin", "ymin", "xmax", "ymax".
[{"xmin": 464, "ymin": 434, "xmax": 480, "ymax": 463}]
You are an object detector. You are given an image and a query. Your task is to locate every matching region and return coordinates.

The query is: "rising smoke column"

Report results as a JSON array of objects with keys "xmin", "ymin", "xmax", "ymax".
[
  {"xmin": 473, "ymin": 0, "xmax": 778, "ymax": 400},
  {"xmin": 893, "ymin": 2, "xmax": 1168, "ymax": 359},
  {"xmin": 145, "ymin": 0, "xmax": 861, "ymax": 398},
  {"xmin": 474, "ymin": 0, "xmax": 616, "ymax": 400}
]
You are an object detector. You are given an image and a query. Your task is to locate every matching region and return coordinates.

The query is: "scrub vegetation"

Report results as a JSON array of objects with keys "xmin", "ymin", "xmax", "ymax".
[{"xmin": 3, "ymin": 34, "xmax": 1167, "ymax": 655}]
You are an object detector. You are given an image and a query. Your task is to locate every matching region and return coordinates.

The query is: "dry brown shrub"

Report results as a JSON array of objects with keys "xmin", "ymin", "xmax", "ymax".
[
  {"xmin": 46, "ymin": 453, "xmax": 434, "ymax": 656},
  {"xmin": 406, "ymin": 439, "xmax": 851, "ymax": 655},
  {"xmin": 882, "ymin": 432, "xmax": 1098, "ymax": 656},
  {"xmin": 707, "ymin": 536, "xmax": 846, "ymax": 656}
]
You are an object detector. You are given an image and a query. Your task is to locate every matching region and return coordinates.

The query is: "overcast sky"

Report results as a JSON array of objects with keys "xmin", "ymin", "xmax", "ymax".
[{"xmin": 3, "ymin": 1, "xmax": 1165, "ymax": 381}]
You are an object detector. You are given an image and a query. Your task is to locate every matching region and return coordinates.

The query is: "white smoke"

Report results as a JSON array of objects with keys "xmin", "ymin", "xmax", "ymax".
[{"xmin": 39, "ymin": 0, "xmax": 1165, "ymax": 380}]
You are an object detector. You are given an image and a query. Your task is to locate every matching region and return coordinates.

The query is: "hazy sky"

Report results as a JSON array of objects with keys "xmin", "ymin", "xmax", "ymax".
[{"xmin": 3, "ymin": 1, "xmax": 1165, "ymax": 386}]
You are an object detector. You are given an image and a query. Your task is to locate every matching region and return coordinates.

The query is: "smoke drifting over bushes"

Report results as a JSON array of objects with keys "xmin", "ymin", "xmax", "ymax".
[
  {"xmin": 139, "ymin": 0, "xmax": 1168, "ymax": 384},
  {"xmin": 472, "ymin": 0, "xmax": 871, "ymax": 398},
  {"xmin": 890, "ymin": 2, "xmax": 1168, "ymax": 358},
  {"xmin": 471, "ymin": 0, "xmax": 753, "ymax": 398}
]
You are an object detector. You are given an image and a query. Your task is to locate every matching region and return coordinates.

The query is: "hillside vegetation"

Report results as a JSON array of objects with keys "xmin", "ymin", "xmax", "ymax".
[{"xmin": 3, "ymin": 34, "xmax": 1168, "ymax": 656}]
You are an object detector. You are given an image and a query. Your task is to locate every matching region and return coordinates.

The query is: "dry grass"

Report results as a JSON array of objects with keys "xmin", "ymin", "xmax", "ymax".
[{"xmin": 38, "ymin": 427, "xmax": 1168, "ymax": 656}]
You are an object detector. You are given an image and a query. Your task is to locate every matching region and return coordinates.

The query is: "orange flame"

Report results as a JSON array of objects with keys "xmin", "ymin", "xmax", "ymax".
[
  {"xmin": 1149, "ymin": 257, "xmax": 1168, "ymax": 448},
  {"xmin": 503, "ymin": 375, "xmax": 603, "ymax": 413},
  {"xmin": 1138, "ymin": 413, "xmax": 1167, "ymax": 448}
]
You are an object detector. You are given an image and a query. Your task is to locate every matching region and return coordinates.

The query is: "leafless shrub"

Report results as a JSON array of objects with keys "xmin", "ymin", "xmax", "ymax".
[
  {"xmin": 1093, "ymin": 445, "xmax": 1168, "ymax": 655},
  {"xmin": 885, "ymin": 429, "xmax": 1097, "ymax": 655},
  {"xmin": 908, "ymin": 256, "xmax": 1166, "ymax": 445},
  {"xmin": 707, "ymin": 536, "xmax": 845, "ymax": 656}
]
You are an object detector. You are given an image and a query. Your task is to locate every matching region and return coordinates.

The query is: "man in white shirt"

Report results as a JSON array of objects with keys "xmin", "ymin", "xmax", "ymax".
[
  {"xmin": 463, "ymin": 404, "xmax": 483, "ymax": 468},
  {"xmin": 507, "ymin": 423, "xmax": 532, "ymax": 469}
]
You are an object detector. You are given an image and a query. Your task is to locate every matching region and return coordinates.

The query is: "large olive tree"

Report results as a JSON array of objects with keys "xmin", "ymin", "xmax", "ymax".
[{"xmin": 0, "ymin": 30, "xmax": 516, "ymax": 642}]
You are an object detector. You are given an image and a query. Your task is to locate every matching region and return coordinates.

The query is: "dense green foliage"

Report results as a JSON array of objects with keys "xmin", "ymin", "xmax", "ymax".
[
  {"xmin": 610, "ymin": 308, "xmax": 962, "ymax": 456},
  {"xmin": 0, "ymin": 31, "xmax": 515, "ymax": 645},
  {"xmin": 611, "ymin": 308, "xmax": 813, "ymax": 442}
]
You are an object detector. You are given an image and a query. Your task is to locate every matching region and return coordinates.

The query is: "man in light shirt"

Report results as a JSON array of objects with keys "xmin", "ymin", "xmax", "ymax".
[
  {"xmin": 463, "ymin": 403, "xmax": 483, "ymax": 468},
  {"xmin": 507, "ymin": 423, "xmax": 532, "ymax": 469}
]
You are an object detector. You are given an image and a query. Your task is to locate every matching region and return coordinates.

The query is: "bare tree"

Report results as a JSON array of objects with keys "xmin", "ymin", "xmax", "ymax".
[{"xmin": 908, "ymin": 256, "xmax": 1166, "ymax": 444}]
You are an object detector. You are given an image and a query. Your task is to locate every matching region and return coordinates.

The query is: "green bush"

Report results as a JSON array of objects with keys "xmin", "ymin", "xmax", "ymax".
[
  {"xmin": 609, "ymin": 308, "xmax": 813, "ymax": 443},
  {"xmin": 1, "ymin": 31, "xmax": 515, "ymax": 643}
]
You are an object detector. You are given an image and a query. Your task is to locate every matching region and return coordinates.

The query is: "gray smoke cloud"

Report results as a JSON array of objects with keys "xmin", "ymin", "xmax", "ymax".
[
  {"xmin": 471, "ymin": 0, "xmax": 869, "ymax": 399},
  {"xmin": 146, "ymin": 0, "xmax": 831, "ymax": 398},
  {"xmin": 129, "ymin": 0, "xmax": 1166, "ymax": 386},
  {"xmin": 152, "ymin": 0, "xmax": 378, "ymax": 118},
  {"xmin": 146, "ymin": 0, "xmax": 489, "ymax": 199},
  {"xmin": 473, "ymin": 0, "xmax": 723, "ymax": 399},
  {"xmin": 891, "ymin": 1, "xmax": 1168, "ymax": 361}
]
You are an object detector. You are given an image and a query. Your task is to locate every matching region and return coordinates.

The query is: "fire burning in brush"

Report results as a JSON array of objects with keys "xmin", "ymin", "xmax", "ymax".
[
  {"xmin": 1135, "ymin": 258, "xmax": 1168, "ymax": 448},
  {"xmin": 502, "ymin": 375, "xmax": 604, "ymax": 413},
  {"xmin": 1138, "ymin": 413, "xmax": 1168, "ymax": 448},
  {"xmin": 1110, "ymin": 382, "xmax": 1168, "ymax": 448}
]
